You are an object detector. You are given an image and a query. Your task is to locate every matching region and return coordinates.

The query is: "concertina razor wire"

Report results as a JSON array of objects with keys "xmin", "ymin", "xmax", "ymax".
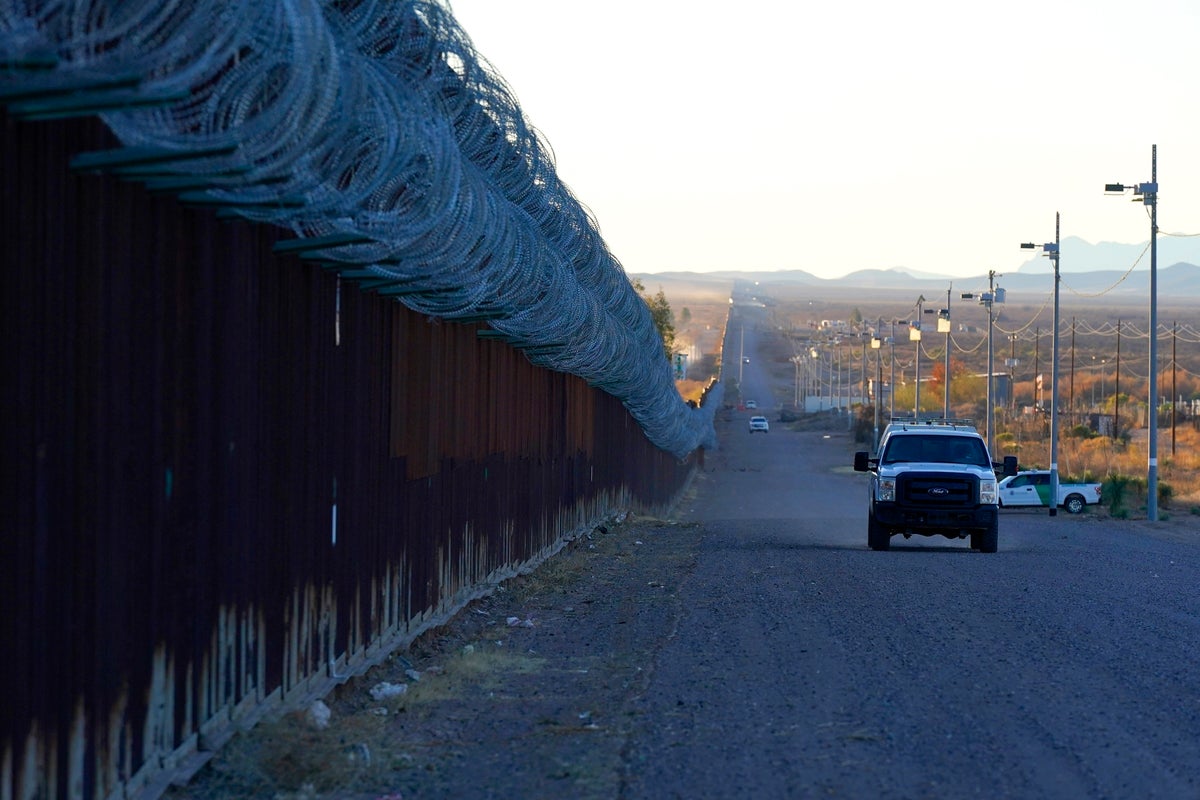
[{"xmin": 0, "ymin": 0, "xmax": 721, "ymax": 458}]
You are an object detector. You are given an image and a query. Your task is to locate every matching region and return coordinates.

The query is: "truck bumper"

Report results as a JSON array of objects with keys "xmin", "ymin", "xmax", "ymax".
[{"xmin": 872, "ymin": 502, "xmax": 997, "ymax": 534}]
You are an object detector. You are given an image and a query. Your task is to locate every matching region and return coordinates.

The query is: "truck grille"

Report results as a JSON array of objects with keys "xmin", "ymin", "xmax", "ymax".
[{"xmin": 897, "ymin": 473, "xmax": 977, "ymax": 507}]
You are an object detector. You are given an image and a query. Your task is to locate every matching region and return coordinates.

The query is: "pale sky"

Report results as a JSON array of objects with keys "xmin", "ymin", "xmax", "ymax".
[{"xmin": 448, "ymin": 0, "xmax": 1200, "ymax": 280}]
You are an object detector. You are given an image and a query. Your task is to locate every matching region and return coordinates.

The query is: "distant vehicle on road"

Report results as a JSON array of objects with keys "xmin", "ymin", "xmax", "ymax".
[
  {"xmin": 748, "ymin": 416, "xmax": 769, "ymax": 433},
  {"xmin": 743, "ymin": 357, "xmax": 750, "ymax": 363},
  {"xmin": 744, "ymin": 400, "xmax": 758, "ymax": 409},
  {"xmin": 998, "ymin": 471, "xmax": 1102, "ymax": 514}
]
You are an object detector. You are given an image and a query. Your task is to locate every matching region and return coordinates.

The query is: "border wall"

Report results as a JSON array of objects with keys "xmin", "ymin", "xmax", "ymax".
[{"xmin": 0, "ymin": 112, "xmax": 700, "ymax": 800}]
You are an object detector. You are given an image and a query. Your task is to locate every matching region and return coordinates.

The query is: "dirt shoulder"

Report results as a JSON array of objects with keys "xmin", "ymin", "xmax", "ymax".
[{"xmin": 166, "ymin": 513, "xmax": 705, "ymax": 800}]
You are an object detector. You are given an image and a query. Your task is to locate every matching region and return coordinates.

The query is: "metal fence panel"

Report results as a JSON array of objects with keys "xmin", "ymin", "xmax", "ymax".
[{"xmin": 0, "ymin": 111, "xmax": 698, "ymax": 800}]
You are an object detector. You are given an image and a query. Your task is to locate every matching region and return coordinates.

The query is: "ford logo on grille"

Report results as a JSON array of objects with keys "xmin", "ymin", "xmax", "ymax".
[{"xmin": 928, "ymin": 487, "xmax": 950, "ymax": 496}]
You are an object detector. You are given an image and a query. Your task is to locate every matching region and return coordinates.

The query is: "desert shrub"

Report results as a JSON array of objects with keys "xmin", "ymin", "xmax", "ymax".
[
  {"xmin": 1103, "ymin": 473, "xmax": 1136, "ymax": 515},
  {"xmin": 1068, "ymin": 424, "xmax": 1096, "ymax": 439}
]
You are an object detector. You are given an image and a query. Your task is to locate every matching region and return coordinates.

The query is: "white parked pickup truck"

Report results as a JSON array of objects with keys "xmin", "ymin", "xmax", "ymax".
[{"xmin": 998, "ymin": 470, "xmax": 1102, "ymax": 514}]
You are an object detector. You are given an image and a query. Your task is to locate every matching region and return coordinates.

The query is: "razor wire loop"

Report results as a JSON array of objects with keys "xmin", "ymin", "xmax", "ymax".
[{"xmin": 0, "ymin": 0, "xmax": 720, "ymax": 457}]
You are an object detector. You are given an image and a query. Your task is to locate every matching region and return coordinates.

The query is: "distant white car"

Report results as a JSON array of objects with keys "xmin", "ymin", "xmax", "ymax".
[
  {"xmin": 749, "ymin": 416, "xmax": 769, "ymax": 433},
  {"xmin": 744, "ymin": 400, "xmax": 758, "ymax": 409}
]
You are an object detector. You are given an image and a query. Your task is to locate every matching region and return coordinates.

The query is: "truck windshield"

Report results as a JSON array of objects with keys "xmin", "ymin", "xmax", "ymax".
[{"xmin": 882, "ymin": 435, "xmax": 990, "ymax": 467}]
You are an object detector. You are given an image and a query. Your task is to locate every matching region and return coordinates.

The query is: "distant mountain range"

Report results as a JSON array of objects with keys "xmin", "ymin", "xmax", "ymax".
[{"xmin": 633, "ymin": 237, "xmax": 1200, "ymax": 299}]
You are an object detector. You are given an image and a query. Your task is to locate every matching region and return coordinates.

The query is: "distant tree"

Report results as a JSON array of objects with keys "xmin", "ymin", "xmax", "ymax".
[
  {"xmin": 631, "ymin": 278, "xmax": 676, "ymax": 361},
  {"xmin": 929, "ymin": 357, "xmax": 971, "ymax": 388},
  {"xmin": 680, "ymin": 307, "xmax": 692, "ymax": 326},
  {"xmin": 849, "ymin": 307, "xmax": 864, "ymax": 329}
]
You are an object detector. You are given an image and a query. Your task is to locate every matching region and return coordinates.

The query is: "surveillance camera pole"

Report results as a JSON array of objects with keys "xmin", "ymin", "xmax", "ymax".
[
  {"xmin": 1104, "ymin": 145, "xmax": 1159, "ymax": 521},
  {"xmin": 944, "ymin": 286, "xmax": 952, "ymax": 419},
  {"xmin": 1148, "ymin": 148, "xmax": 1159, "ymax": 521},
  {"xmin": 1021, "ymin": 215, "xmax": 1062, "ymax": 516},
  {"xmin": 984, "ymin": 271, "xmax": 1001, "ymax": 458},
  {"xmin": 914, "ymin": 296, "xmax": 924, "ymax": 419}
]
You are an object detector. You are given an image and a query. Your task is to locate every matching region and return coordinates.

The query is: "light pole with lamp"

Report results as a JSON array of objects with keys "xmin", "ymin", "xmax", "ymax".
[
  {"xmin": 1105, "ymin": 146, "xmax": 1159, "ymax": 521},
  {"xmin": 940, "ymin": 287, "xmax": 952, "ymax": 418},
  {"xmin": 889, "ymin": 320, "xmax": 897, "ymax": 421},
  {"xmin": 962, "ymin": 271, "xmax": 1004, "ymax": 456},
  {"xmin": 861, "ymin": 332, "xmax": 871, "ymax": 406},
  {"xmin": 912, "ymin": 296, "xmax": 925, "ymax": 420},
  {"xmin": 1101, "ymin": 358, "xmax": 1107, "ymax": 409},
  {"xmin": 923, "ymin": 293, "xmax": 952, "ymax": 419},
  {"xmin": 871, "ymin": 334, "xmax": 883, "ymax": 449},
  {"xmin": 790, "ymin": 354, "xmax": 802, "ymax": 408},
  {"xmin": 738, "ymin": 324, "xmax": 745, "ymax": 386},
  {"xmin": 1021, "ymin": 213, "xmax": 1062, "ymax": 517}
]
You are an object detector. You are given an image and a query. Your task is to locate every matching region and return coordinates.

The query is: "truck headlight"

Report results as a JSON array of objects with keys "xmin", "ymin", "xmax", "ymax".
[
  {"xmin": 980, "ymin": 479, "xmax": 997, "ymax": 505},
  {"xmin": 877, "ymin": 478, "xmax": 895, "ymax": 502}
]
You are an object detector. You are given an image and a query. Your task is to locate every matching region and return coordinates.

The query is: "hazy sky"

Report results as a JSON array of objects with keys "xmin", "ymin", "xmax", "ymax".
[{"xmin": 448, "ymin": 0, "xmax": 1200, "ymax": 280}]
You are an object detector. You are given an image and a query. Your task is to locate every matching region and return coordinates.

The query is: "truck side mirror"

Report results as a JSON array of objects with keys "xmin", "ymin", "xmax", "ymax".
[
  {"xmin": 854, "ymin": 451, "xmax": 871, "ymax": 472},
  {"xmin": 1002, "ymin": 455, "xmax": 1018, "ymax": 477}
]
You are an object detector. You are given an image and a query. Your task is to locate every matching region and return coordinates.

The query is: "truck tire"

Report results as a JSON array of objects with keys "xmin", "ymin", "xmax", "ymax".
[
  {"xmin": 974, "ymin": 521, "xmax": 998, "ymax": 553},
  {"xmin": 868, "ymin": 516, "xmax": 890, "ymax": 551},
  {"xmin": 1063, "ymin": 494, "xmax": 1085, "ymax": 514}
]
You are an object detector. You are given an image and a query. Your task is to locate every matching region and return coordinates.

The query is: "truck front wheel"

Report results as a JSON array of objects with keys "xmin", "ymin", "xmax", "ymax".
[
  {"xmin": 973, "ymin": 521, "xmax": 998, "ymax": 553},
  {"xmin": 868, "ymin": 516, "xmax": 890, "ymax": 551}
]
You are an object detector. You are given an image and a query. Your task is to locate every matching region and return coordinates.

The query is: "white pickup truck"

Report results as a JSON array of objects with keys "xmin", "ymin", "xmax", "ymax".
[{"xmin": 998, "ymin": 470, "xmax": 1102, "ymax": 514}]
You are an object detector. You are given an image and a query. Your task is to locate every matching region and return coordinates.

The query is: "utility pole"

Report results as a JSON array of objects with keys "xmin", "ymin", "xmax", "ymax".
[
  {"xmin": 961, "ymin": 275, "xmax": 1002, "ymax": 455},
  {"xmin": 889, "ymin": 320, "xmax": 896, "ymax": 421},
  {"xmin": 1009, "ymin": 334, "xmax": 1017, "ymax": 412},
  {"xmin": 738, "ymin": 324, "xmax": 744, "ymax": 386},
  {"xmin": 1070, "ymin": 317, "xmax": 1076, "ymax": 425},
  {"xmin": 1148, "ymin": 147, "xmax": 1160, "ymax": 520},
  {"xmin": 914, "ymin": 296, "xmax": 925, "ymax": 419},
  {"xmin": 1115, "ymin": 319, "xmax": 1121, "ymax": 439},
  {"xmin": 1021, "ymin": 214, "xmax": 1065, "ymax": 517},
  {"xmin": 987, "ymin": 271, "xmax": 996, "ymax": 456},
  {"xmin": 1034, "ymin": 327, "xmax": 1040, "ymax": 408},
  {"xmin": 1049, "ymin": 213, "xmax": 1062, "ymax": 518},
  {"xmin": 944, "ymin": 286, "xmax": 952, "ymax": 419},
  {"xmin": 1104, "ymin": 148, "xmax": 1159, "ymax": 519}
]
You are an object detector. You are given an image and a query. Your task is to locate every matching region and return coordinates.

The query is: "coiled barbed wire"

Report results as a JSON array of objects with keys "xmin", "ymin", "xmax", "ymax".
[{"xmin": 0, "ymin": 0, "xmax": 720, "ymax": 457}]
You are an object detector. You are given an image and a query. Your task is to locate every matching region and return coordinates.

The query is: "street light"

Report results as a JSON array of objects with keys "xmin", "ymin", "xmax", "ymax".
[
  {"xmin": 1101, "ymin": 358, "xmax": 1107, "ymax": 409},
  {"xmin": 921, "ymin": 304, "xmax": 940, "ymax": 419},
  {"xmin": 889, "ymin": 320, "xmax": 898, "ymax": 421},
  {"xmin": 912, "ymin": 295, "xmax": 925, "ymax": 420},
  {"xmin": 923, "ymin": 297, "xmax": 952, "ymax": 419},
  {"xmin": 1105, "ymin": 146, "xmax": 1159, "ymax": 520},
  {"xmin": 871, "ymin": 334, "xmax": 883, "ymax": 449},
  {"xmin": 790, "ymin": 354, "xmax": 803, "ymax": 408},
  {"xmin": 962, "ymin": 271, "xmax": 1004, "ymax": 456},
  {"xmin": 940, "ymin": 287, "xmax": 952, "ymax": 418},
  {"xmin": 1021, "ymin": 213, "xmax": 1062, "ymax": 517}
]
